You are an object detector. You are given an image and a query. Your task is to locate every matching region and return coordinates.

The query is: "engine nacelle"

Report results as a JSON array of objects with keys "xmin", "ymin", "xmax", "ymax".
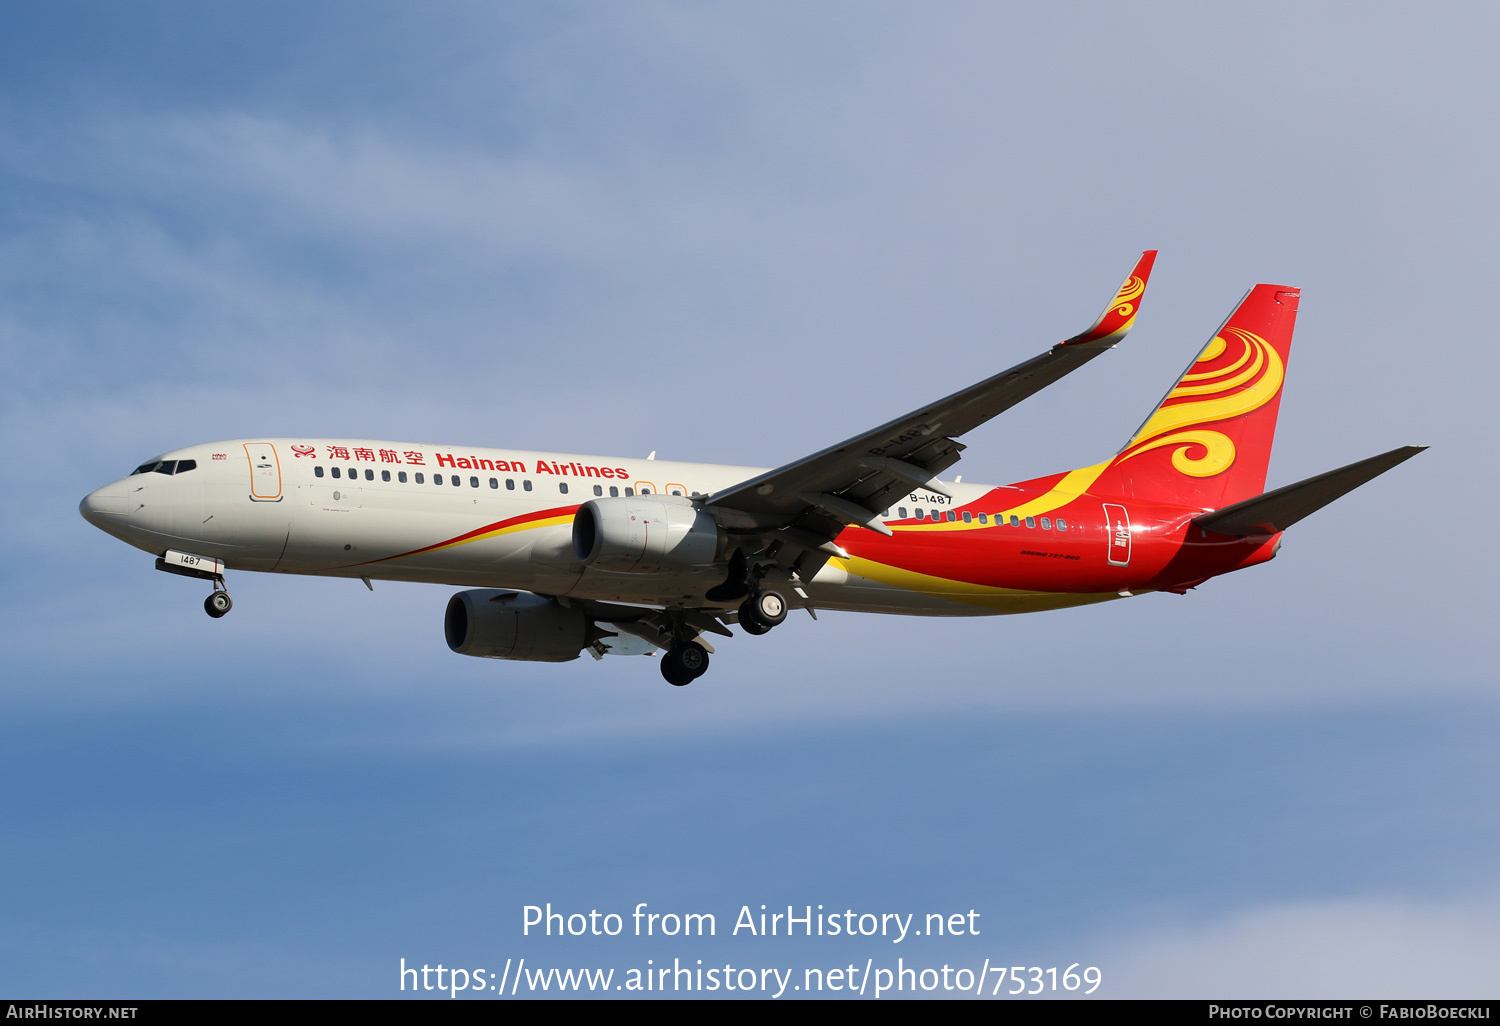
[
  {"xmin": 444, "ymin": 590, "xmax": 590, "ymax": 662},
  {"xmin": 572, "ymin": 496, "xmax": 723, "ymax": 573}
]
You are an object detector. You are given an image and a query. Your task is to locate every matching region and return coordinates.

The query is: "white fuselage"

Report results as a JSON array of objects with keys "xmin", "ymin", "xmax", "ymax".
[{"xmin": 80, "ymin": 438, "xmax": 1001, "ymax": 616}]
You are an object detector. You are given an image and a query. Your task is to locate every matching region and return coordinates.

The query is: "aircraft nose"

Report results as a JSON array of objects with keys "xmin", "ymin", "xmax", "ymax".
[{"xmin": 79, "ymin": 480, "xmax": 129, "ymax": 527}]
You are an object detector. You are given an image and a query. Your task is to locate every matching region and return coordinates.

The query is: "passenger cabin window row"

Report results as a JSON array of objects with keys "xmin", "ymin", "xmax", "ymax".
[
  {"xmin": 306, "ymin": 465, "xmax": 1065, "ymax": 528},
  {"xmin": 888, "ymin": 506, "xmax": 1069, "ymax": 531},
  {"xmin": 132, "ymin": 459, "xmax": 197, "ymax": 476},
  {"xmin": 305, "ymin": 464, "xmax": 1075, "ymax": 530},
  {"xmin": 309, "ymin": 466, "xmax": 622, "ymax": 496}
]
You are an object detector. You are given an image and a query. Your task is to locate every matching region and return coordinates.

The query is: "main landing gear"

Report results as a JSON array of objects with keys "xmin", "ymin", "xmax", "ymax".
[
  {"xmin": 204, "ymin": 579, "xmax": 233, "ymax": 619},
  {"xmin": 656, "ymin": 586, "xmax": 788, "ymax": 687},
  {"xmin": 660, "ymin": 641, "xmax": 710, "ymax": 687},
  {"xmin": 737, "ymin": 589, "xmax": 787, "ymax": 636}
]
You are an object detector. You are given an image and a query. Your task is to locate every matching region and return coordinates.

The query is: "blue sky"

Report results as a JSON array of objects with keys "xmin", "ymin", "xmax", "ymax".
[{"xmin": 2, "ymin": 2, "xmax": 1497, "ymax": 998}]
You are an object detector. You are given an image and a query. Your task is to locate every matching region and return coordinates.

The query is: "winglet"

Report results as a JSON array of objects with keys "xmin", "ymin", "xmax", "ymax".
[{"xmin": 1061, "ymin": 250, "xmax": 1158, "ymax": 348}]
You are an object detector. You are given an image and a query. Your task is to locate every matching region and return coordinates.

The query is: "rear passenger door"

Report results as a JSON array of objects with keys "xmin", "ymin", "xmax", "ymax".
[{"xmin": 1102, "ymin": 503, "xmax": 1131, "ymax": 566}]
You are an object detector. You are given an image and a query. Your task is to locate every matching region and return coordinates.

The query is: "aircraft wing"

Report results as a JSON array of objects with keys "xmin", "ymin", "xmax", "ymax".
[{"xmin": 706, "ymin": 251, "xmax": 1157, "ymax": 542}]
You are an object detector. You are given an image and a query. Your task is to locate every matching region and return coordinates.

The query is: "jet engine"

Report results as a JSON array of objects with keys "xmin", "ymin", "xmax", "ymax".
[
  {"xmin": 571, "ymin": 497, "xmax": 723, "ymax": 573},
  {"xmin": 444, "ymin": 590, "xmax": 593, "ymax": 662}
]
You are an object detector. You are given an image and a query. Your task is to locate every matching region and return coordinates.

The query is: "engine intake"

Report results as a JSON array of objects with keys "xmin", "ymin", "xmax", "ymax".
[
  {"xmin": 444, "ymin": 590, "xmax": 591, "ymax": 662},
  {"xmin": 572, "ymin": 497, "xmax": 723, "ymax": 573}
]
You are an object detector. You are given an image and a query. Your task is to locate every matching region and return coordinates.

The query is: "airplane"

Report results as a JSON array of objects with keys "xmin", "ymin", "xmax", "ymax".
[{"xmin": 79, "ymin": 252, "xmax": 1424, "ymax": 686}]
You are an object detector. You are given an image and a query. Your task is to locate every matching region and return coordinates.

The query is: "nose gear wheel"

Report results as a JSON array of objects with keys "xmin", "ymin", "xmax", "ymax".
[{"xmin": 204, "ymin": 577, "xmax": 233, "ymax": 618}]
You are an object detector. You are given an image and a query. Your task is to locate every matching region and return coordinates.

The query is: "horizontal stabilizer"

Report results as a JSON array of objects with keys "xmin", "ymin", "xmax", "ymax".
[{"xmin": 1193, "ymin": 445, "xmax": 1426, "ymax": 536}]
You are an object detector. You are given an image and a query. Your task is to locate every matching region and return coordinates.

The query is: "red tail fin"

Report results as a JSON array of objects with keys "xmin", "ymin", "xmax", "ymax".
[{"xmin": 1088, "ymin": 284, "xmax": 1300, "ymax": 509}]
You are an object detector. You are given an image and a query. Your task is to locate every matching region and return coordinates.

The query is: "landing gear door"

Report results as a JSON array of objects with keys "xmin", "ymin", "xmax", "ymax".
[
  {"xmin": 1103, "ymin": 502, "xmax": 1131, "ymax": 566},
  {"xmin": 245, "ymin": 443, "xmax": 283, "ymax": 501}
]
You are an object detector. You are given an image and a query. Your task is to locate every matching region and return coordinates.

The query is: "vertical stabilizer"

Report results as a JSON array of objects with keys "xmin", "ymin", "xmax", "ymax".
[{"xmin": 1088, "ymin": 284, "xmax": 1300, "ymax": 509}]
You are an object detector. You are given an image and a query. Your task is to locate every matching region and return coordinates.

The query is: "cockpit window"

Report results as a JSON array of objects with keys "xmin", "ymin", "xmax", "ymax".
[{"xmin": 134, "ymin": 459, "xmax": 193, "ymax": 475}]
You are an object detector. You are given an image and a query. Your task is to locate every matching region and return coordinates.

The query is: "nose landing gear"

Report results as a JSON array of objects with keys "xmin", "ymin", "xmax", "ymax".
[
  {"xmin": 204, "ymin": 579, "xmax": 233, "ymax": 618},
  {"xmin": 155, "ymin": 552, "xmax": 234, "ymax": 618}
]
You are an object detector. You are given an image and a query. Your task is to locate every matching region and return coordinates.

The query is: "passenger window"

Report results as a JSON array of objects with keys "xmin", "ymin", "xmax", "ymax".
[
  {"xmin": 593, "ymin": 485, "xmax": 603, "ymax": 496},
  {"xmin": 610, "ymin": 486, "xmax": 619, "ymax": 497},
  {"xmin": 452, "ymin": 475, "xmax": 461, "ymax": 486},
  {"xmin": 470, "ymin": 476, "xmax": 479, "ymax": 488},
  {"xmin": 506, "ymin": 478, "xmax": 515, "ymax": 490},
  {"xmin": 978, "ymin": 513, "xmax": 987, "ymax": 524},
  {"xmin": 946, "ymin": 510, "xmax": 956, "ymax": 522},
  {"xmin": 962, "ymin": 511, "xmax": 972, "ymax": 523},
  {"xmin": 625, "ymin": 487, "xmax": 634, "ymax": 497},
  {"xmin": 898, "ymin": 507, "xmax": 908, "ymax": 519},
  {"xmin": 1040, "ymin": 517, "xmax": 1051, "ymax": 530},
  {"xmin": 415, "ymin": 473, "xmax": 425, "ymax": 484},
  {"xmin": 434, "ymin": 474, "xmax": 443, "ymax": 485},
  {"xmin": 931, "ymin": 510, "xmax": 941, "ymax": 522},
  {"xmin": 671, "ymin": 489, "xmax": 683, "ymax": 496},
  {"xmin": 559, "ymin": 482, "xmax": 569, "ymax": 494},
  {"xmin": 331, "ymin": 467, "xmax": 341, "ymax": 479},
  {"xmin": 315, "ymin": 466, "xmax": 325, "ymax": 478},
  {"xmin": 489, "ymin": 478, "xmax": 498, "ymax": 489},
  {"xmin": 1056, "ymin": 518, "xmax": 1067, "ymax": 532},
  {"xmin": 348, "ymin": 467, "xmax": 357, "ymax": 478},
  {"xmin": 1011, "ymin": 515, "xmax": 1020, "ymax": 527},
  {"xmin": 176, "ymin": 460, "xmax": 196, "ymax": 473},
  {"xmin": 1025, "ymin": 516, "xmax": 1036, "ymax": 528},
  {"xmin": 365, "ymin": 469, "xmax": 374, "ymax": 481},
  {"xmin": 640, "ymin": 486, "xmax": 652, "ymax": 495},
  {"xmin": 399, "ymin": 471, "xmax": 408, "ymax": 483},
  {"xmin": 523, "ymin": 480, "xmax": 532, "ymax": 492},
  {"xmin": 381, "ymin": 470, "xmax": 390, "ymax": 482},
  {"xmin": 914, "ymin": 507, "xmax": 924, "ymax": 519}
]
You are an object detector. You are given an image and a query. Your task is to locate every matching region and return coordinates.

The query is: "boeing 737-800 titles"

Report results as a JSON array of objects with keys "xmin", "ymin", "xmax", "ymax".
[{"xmin": 80, "ymin": 253, "xmax": 1423, "ymax": 685}]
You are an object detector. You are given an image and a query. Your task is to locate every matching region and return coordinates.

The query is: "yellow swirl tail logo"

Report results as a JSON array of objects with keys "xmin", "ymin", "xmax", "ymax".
[{"xmin": 1116, "ymin": 326, "xmax": 1285, "ymax": 478}]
